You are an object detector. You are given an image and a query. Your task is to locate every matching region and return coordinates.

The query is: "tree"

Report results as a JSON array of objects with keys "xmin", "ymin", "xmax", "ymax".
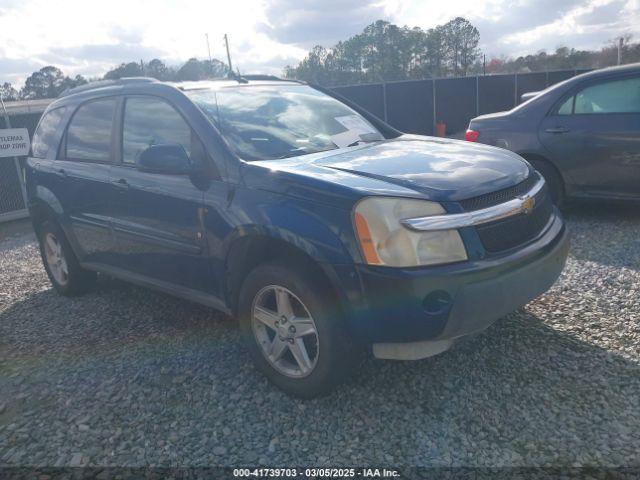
[
  {"xmin": 145, "ymin": 58, "xmax": 171, "ymax": 80},
  {"xmin": 0, "ymin": 82, "xmax": 19, "ymax": 101},
  {"xmin": 424, "ymin": 26, "xmax": 447, "ymax": 77},
  {"xmin": 104, "ymin": 62, "xmax": 144, "ymax": 80},
  {"xmin": 285, "ymin": 17, "xmax": 482, "ymax": 85},
  {"xmin": 64, "ymin": 75, "xmax": 88, "ymax": 91},
  {"xmin": 175, "ymin": 58, "xmax": 228, "ymax": 81},
  {"xmin": 486, "ymin": 58, "xmax": 505, "ymax": 74},
  {"xmin": 441, "ymin": 17, "xmax": 480, "ymax": 76},
  {"xmin": 20, "ymin": 66, "xmax": 85, "ymax": 99}
]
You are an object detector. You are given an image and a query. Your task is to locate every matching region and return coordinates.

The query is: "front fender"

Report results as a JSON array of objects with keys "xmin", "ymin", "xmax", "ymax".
[{"xmin": 224, "ymin": 186, "xmax": 361, "ymax": 265}]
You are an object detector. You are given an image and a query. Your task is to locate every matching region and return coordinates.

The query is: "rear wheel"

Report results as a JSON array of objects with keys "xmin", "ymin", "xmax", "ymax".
[
  {"xmin": 528, "ymin": 159, "xmax": 564, "ymax": 206},
  {"xmin": 37, "ymin": 220, "xmax": 96, "ymax": 296},
  {"xmin": 238, "ymin": 262, "xmax": 355, "ymax": 398}
]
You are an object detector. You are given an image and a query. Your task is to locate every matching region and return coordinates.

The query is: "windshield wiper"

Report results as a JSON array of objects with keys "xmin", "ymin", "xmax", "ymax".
[
  {"xmin": 346, "ymin": 139, "xmax": 382, "ymax": 147},
  {"xmin": 271, "ymin": 146, "xmax": 337, "ymax": 160}
]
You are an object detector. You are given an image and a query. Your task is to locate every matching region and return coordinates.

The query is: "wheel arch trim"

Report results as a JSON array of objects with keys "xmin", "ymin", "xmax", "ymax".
[{"xmin": 222, "ymin": 227, "xmax": 356, "ymax": 317}]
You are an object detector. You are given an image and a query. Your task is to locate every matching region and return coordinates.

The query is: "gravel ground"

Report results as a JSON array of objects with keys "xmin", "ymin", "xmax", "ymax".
[{"xmin": 0, "ymin": 205, "xmax": 639, "ymax": 469}]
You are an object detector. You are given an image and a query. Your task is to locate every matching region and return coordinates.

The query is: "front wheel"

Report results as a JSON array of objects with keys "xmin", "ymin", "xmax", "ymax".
[
  {"xmin": 529, "ymin": 159, "xmax": 564, "ymax": 206},
  {"xmin": 238, "ymin": 262, "xmax": 355, "ymax": 398}
]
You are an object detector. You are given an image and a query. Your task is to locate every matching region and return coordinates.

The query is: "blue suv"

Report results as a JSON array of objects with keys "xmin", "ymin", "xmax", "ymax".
[{"xmin": 26, "ymin": 77, "xmax": 569, "ymax": 397}]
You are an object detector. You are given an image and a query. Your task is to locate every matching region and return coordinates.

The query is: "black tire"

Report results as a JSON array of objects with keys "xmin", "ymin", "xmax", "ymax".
[
  {"xmin": 37, "ymin": 220, "xmax": 97, "ymax": 296},
  {"xmin": 528, "ymin": 159, "xmax": 564, "ymax": 206},
  {"xmin": 238, "ymin": 261, "xmax": 356, "ymax": 398}
]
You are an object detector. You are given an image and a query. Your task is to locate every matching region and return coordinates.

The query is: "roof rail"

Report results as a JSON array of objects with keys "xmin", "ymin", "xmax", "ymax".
[
  {"xmin": 239, "ymin": 74, "xmax": 281, "ymax": 81},
  {"xmin": 239, "ymin": 74, "xmax": 303, "ymax": 83},
  {"xmin": 58, "ymin": 77, "xmax": 159, "ymax": 98}
]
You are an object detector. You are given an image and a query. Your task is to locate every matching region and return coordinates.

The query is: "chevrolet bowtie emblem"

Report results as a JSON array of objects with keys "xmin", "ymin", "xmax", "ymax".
[{"xmin": 520, "ymin": 195, "xmax": 535, "ymax": 214}]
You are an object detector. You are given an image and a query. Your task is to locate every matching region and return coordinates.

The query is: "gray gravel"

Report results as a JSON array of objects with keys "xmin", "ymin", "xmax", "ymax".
[{"xmin": 1, "ymin": 205, "xmax": 639, "ymax": 468}]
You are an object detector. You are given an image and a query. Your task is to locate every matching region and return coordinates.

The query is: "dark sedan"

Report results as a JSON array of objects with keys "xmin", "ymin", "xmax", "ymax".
[{"xmin": 466, "ymin": 63, "xmax": 640, "ymax": 204}]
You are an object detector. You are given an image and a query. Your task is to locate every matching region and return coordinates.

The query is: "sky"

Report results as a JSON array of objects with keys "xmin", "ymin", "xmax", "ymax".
[{"xmin": 0, "ymin": 0, "xmax": 638, "ymax": 86}]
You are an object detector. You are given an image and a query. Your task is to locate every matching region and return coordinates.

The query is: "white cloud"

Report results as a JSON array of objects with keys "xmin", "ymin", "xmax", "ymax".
[
  {"xmin": 389, "ymin": 0, "xmax": 639, "ymax": 58},
  {"xmin": 0, "ymin": 0, "xmax": 306, "ymax": 85},
  {"xmin": 0, "ymin": 0, "xmax": 638, "ymax": 87}
]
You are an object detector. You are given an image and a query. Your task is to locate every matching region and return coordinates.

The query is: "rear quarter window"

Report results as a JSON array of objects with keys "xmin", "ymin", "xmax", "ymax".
[{"xmin": 31, "ymin": 107, "xmax": 67, "ymax": 159}]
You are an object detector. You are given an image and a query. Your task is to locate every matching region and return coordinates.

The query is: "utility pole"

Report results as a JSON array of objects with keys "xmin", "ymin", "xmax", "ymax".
[
  {"xmin": 205, "ymin": 33, "xmax": 212, "ymax": 63},
  {"xmin": 617, "ymin": 37, "xmax": 623, "ymax": 65},
  {"xmin": 224, "ymin": 34, "xmax": 233, "ymax": 75}
]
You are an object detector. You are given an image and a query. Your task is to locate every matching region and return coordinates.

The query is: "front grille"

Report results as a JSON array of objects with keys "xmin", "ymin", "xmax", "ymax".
[
  {"xmin": 460, "ymin": 174, "xmax": 537, "ymax": 211},
  {"xmin": 475, "ymin": 185, "xmax": 553, "ymax": 253}
]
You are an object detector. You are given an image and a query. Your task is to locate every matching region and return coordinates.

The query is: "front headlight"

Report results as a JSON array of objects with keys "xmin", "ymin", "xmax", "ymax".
[{"xmin": 353, "ymin": 197, "xmax": 468, "ymax": 267}]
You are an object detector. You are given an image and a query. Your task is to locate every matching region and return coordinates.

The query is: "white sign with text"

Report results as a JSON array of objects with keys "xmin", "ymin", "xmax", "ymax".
[{"xmin": 0, "ymin": 128, "xmax": 30, "ymax": 157}]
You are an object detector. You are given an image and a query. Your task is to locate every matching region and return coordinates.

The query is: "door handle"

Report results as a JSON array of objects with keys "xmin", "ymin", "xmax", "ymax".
[
  {"xmin": 112, "ymin": 178, "xmax": 130, "ymax": 189},
  {"xmin": 545, "ymin": 127, "xmax": 570, "ymax": 134},
  {"xmin": 56, "ymin": 168, "xmax": 67, "ymax": 178}
]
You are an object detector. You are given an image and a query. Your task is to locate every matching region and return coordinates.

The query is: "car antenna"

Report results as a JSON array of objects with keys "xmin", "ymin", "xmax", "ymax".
[{"xmin": 223, "ymin": 34, "xmax": 248, "ymax": 84}]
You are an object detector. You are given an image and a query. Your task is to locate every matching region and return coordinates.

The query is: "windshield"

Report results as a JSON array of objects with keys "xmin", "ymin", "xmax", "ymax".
[{"xmin": 188, "ymin": 84, "xmax": 384, "ymax": 161}]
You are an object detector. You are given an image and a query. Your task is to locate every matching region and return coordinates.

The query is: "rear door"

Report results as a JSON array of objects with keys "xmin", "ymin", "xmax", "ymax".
[
  {"xmin": 108, "ymin": 95, "xmax": 213, "ymax": 293},
  {"xmin": 539, "ymin": 74, "xmax": 640, "ymax": 199},
  {"xmin": 56, "ymin": 97, "xmax": 118, "ymax": 264}
]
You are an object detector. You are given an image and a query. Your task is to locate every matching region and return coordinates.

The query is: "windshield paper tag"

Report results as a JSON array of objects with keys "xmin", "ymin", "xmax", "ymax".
[
  {"xmin": 330, "ymin": 130, "xmax": 362, "ymax": 148},
  {"xmin": 334, "ymin": 115, "xmax": 376, "ymax": 135}
]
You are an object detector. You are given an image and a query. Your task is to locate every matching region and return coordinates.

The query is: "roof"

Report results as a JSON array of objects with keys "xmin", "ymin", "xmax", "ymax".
[
  {"xmin": 58, "ymin": 77, "xmax": 158, "ymax": 98},
  {"xmin": 56, "ymin": 76, "xmax": 304, "ymax": 100},
  {"xmin": 573, "ymin": 62, "xmax": 640, "ymax": 81},
  {"xmin": 0, "ymin": 98, "xmax": 53, "ymax": 116},
  {"xmin": 175, "ymin": 78, "xmax": 303, "ymax": 92}
]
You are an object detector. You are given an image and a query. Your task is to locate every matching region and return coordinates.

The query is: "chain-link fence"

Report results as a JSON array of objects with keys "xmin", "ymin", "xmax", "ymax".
[
  {"xmin": 0, "ymin": 159, "xmax": 26, "ymax": 221},
  {"xmin": 1, "ymin": 107, "xmax": 46, "ymax": 223}
]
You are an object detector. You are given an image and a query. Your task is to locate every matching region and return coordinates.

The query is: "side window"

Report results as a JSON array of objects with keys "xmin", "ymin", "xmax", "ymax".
[
  {"xmin": 66, "ymin": 99, "xmax": 116, "ymax": 161},
  {"xmin": 556, "ymin": 96, "xmax": 574, "ymax": 115},
  {"xmin": 32, "ymin": 107, "xmax": 67, "ymax": 158},
  {"xmin": 574, "ymin": 76, "xmax": 640, "ymax": 114},
  {"xmin": 122, "ymin": 97, "xmax": 196, "ymax": 165}
]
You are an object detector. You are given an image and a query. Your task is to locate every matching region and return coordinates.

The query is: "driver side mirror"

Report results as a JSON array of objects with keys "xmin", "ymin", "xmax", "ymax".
[{"xmin": 137, "ymin": 144, "xmax": 192, "ymax": 175}]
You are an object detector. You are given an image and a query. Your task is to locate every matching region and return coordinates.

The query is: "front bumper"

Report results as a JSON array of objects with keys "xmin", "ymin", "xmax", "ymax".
[{"xmin": 344, "ymin": 210, "xmax": 569, "ymax": 348}]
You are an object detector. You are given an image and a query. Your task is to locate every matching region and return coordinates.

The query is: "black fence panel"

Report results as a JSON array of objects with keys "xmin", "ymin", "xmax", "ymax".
[
  {"xmin": 547, "ymin": 70, "xmax": 575, "ymax": 86},
  {"xmin": 332, "ymin": 69, "xmax": 588, "ymax": 136},
  {"xmin": 478, "ymin": 75, "xmax": 516, "ymax": 115},
  {"xmin": 435, "ymin": 76, "xmax": 477, "ymax": 134},
  {"xmin": 517, "ymin": 72, "xmax": 548, "ymax": 104},
  {"xmin": 333, "ymin": 83, "xmax": 386, "ymax": 120},
  {"xmin": 385, "ymin": 80, "xmax": 434, "ymax": 135}
]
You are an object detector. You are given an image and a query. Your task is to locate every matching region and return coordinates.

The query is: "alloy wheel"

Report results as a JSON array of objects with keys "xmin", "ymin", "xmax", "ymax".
[
  {"xmin": 251, "ymin": 285, "xmax": 320, "ymax": 378},
  {"xmin": 43, "ymin": 233, "xmax": 69, "ymax": 286}
]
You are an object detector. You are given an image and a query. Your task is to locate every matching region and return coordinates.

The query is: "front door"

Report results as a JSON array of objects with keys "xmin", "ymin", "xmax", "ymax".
[
  {"xmin": 539, "ymin": 74, "xmax": 640, "ymax": 199},
  {"xmin": 108, "ymin": 95, "xmax": 212, "ymax": 293}
]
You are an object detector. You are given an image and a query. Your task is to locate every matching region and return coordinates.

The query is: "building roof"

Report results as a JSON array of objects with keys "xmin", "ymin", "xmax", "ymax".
[{"xmin": 1, "ymin": 98, "xmax": 53, "ymax": 116}]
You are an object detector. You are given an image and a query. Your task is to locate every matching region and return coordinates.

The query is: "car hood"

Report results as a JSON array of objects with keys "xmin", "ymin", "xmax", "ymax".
[
  {"xmin": 244, "ymin": 136, "xmax": 531, "ymax": 207},
  {"xmin": 311, "ymin": 136, "xmax": 530, "ymax": 199}
]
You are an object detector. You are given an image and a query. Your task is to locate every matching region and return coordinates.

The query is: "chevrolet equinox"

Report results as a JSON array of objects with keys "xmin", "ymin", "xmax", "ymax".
[{"xmin": 26, "ymin": 76, "xmax": 570, "ymax": 398}]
